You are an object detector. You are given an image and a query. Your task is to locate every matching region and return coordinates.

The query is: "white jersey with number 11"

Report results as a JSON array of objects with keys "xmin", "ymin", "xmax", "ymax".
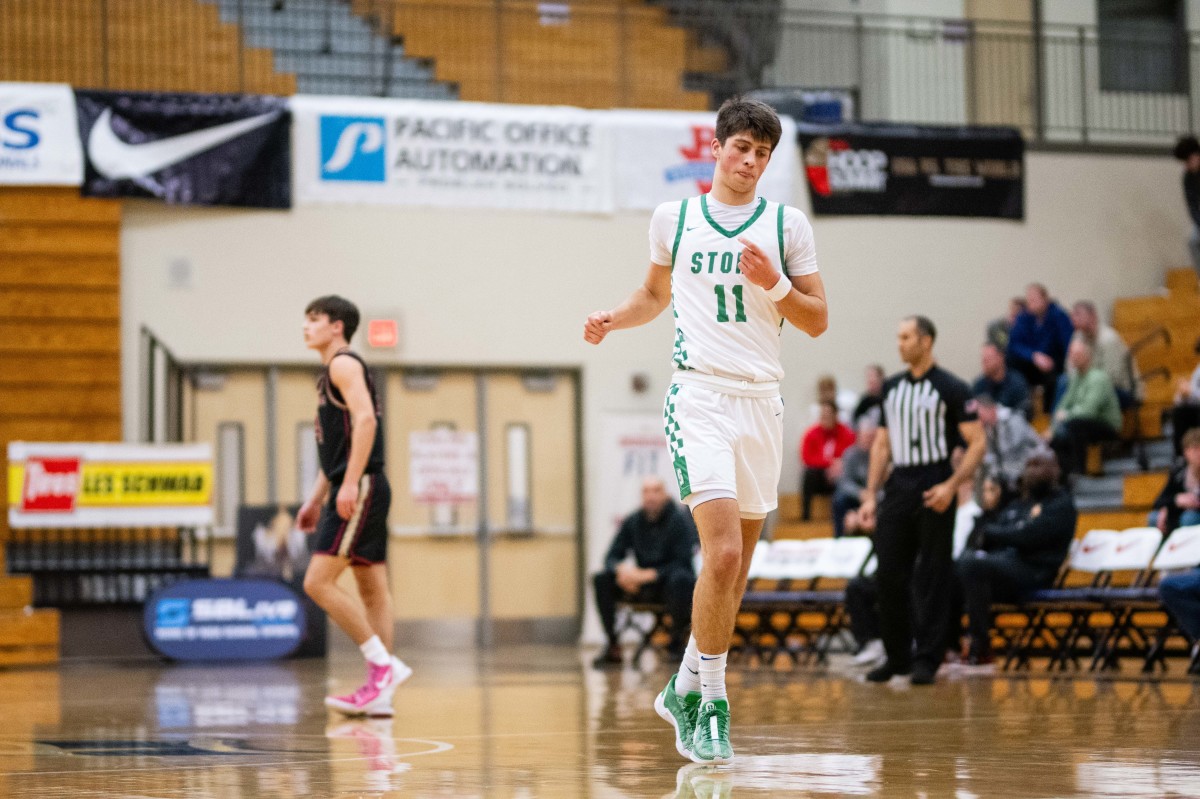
[{"xmin": 649, "ymin": 193, "xmax": 819, "ymax": 383}]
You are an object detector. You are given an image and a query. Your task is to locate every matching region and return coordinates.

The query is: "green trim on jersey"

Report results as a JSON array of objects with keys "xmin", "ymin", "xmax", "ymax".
[
  {"xmin": 670, "ymin": 198, "xmax": 689, "ymax": 269},
  {"xmin": 700, "ymin": 194, "xmax": 767, "ymax": 239},
  {"xmin": 776, "ymin": 202, "xmax": 787, "ymax": 267},
  {"xmin": 664, "ymin": 383, "xmax": 691, "ymax": 498}
]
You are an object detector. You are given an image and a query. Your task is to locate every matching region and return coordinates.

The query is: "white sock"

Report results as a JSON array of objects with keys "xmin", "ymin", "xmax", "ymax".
[
  {"xmin": 698, "ymin": 650, "xmax": 728, "ymax": 703},
  {"xmin": 360, "ymin": 635, "xmax": 390, "ymax": 667},
  {"xmin": 675, "ymin": 636, "xmax": 701, "ymax": 696}
]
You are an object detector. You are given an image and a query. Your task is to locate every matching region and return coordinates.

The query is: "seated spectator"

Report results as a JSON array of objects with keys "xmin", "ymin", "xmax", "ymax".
[
  {"xmin": 831, "ymin": 418, "xmax": 875, "ymax": 537},
  {"xmin": 852, "ymin": 364, "xmax": 886, "ymax": 427},
  {"xmin": 956, "ymin": 455, "xmax": 1077, "ymax": 669},
  {"xmin": 811, "ymin": 373, "xmax": 859, "ymax": 426},
  {"xmin": 973, "ymin": 342, "xmax": 1031, "ymax": 417},
  {"xmin": 1006, "ymin": 283, "xmax": 1074, "ymax": 411},
  {"xmin": 1047, "ymin": 339, "xmax": 1122, "ymax": 476},
  {"xmin": 1066, "ymin": 300, "xmax": 1137, "ymax": 410},
  {"xmin": 976, "ymin": 394, "xmax": 1049, "ymax": 492},
  {"xmin": 987, "ymin": 296, "xmax": 1026, "ymax": 353},
  {"xmin": 800, "ymin": 400, "xmax": 855, "ymax": 522},
  {"xmin": 1170, "ymin": 335, "xmax": 1200, "ymax": 457},
  {"xmin": 592, "ymin": 477, "xmax": 697, "ymax": 667},
  {"xmin": 1151, "ymin": 427, "xmax": 1200, "ymax": 534}
]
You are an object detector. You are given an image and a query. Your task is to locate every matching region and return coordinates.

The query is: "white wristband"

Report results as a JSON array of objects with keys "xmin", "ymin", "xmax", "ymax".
[{"xmin": 764, "ymin": 273, "xmax": 791, "ymax": 302}]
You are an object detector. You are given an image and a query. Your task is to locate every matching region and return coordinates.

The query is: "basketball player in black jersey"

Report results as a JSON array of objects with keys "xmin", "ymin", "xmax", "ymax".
[{"xmin": 298, "ymin": 295, "xmax": 411, "ymax": 716}]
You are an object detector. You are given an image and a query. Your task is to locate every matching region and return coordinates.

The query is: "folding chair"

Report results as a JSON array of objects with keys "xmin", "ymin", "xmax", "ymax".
[
  {"xmin": 794, "ymin": 536, "xmax": 875, "ymax": 662},
  {"xmin": 1137, "ymin": 525, "xmax": 1200, "ymax": 674},
  {"xmin": 1084, "ymin": 527, "xmax": 1164, "ymax": 672},
  {"xmin": 1005, "ymin": 529, "xmax": 1119, "ymax": 672},
  {"xmin": 738, "ymin": 539, "xmax": 830, "ymax": 664}
]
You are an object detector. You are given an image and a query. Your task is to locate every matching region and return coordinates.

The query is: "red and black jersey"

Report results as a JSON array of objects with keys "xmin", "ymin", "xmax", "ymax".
[{"xmin": 315, "ymin": 349, "xmax": 384, "ymax": 484}]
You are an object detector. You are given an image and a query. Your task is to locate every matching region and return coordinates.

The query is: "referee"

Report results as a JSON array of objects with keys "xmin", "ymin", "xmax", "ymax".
[{"xmin": 858, "ymin": 316, "xmax": 986, "ymax": 685}]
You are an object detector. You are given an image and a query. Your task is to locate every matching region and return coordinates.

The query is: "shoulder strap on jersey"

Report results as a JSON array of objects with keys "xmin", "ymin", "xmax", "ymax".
[
  {"xmin": 776, "ymin": 202, "xmax": 787, "ymax": 268},
  {"xmin": 670, "ymin": 198, "xmax": 689, "ymax": 270}
]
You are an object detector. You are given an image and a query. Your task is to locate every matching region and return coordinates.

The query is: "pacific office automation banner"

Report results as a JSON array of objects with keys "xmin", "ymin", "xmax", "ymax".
[
  {"xmin": 292, "ymin": 95, "xmax": 612, "ymax": 213},
  {"xmin": 609, "ymin": 110, "xmax": 797, "ymax": 210},
  {"xmin": 7, "ymin": 442, "xmax": 214, "ymax": 529},
  {"xmin": 0, "ymin": 83, "xmax": 84, "ymax": 185},
  {"xmin": 75, "ymin": 90, "xmax": 291, "ymax": 208},
  {"xmin": 797, "ymin": 123, "xmax": 1024, "ymax": 219}
]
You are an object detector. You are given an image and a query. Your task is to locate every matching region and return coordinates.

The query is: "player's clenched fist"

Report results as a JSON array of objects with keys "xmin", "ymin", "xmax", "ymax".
[{"xmin": 584, "ymin": 310, "xmax": 614, "ymax": 345}]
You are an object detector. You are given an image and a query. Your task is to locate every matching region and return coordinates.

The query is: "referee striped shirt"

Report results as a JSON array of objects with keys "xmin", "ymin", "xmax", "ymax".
[{"xmin": 880, "ymin": 366, "xmax": 976, "ymax": 468}]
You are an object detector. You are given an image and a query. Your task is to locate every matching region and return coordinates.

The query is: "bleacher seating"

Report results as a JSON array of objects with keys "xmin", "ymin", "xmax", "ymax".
[
  {"xmin": 364, "ymin": 0, "xmax": 713, "ymax": 109},
  {"xmin": 200, "ymin": 0, "xmax": 454, "ymax": 99},
  {"xmin": 2, "ymin": 0, "xmax": 296, "ymax": 94}
]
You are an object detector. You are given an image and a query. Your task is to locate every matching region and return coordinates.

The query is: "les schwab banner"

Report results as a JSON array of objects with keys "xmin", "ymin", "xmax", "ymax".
[{"xmin": 7, "ymin": 442, "xmax": 214, "ymax": 529}]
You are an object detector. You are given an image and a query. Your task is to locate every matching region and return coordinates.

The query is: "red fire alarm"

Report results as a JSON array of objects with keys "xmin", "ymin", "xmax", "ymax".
[{"xmin": 366, "ymin": 319, "xmax": 399, "ymax": 349}]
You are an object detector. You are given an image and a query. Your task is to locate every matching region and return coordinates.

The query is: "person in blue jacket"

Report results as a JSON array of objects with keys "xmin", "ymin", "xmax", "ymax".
[{"xmin": 1006, "ymin": 283, "xmax": 1074, "ymax": 412}]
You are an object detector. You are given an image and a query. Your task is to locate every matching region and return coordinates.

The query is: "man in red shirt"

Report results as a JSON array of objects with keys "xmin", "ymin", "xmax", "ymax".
[{"xmin": 800, "ymin": 400, "xmax": 855, "ymax": 521}]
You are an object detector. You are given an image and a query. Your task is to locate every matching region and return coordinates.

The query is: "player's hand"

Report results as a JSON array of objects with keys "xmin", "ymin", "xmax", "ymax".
[
  {"xmin": 737, "ymin": 237, "xmax": 782, "ymax": 292},
  {"xmin": 296, "ymin": 499, "xmax": 321, "ymax": 533},
  {"xmin": 336, "ymin": 481, "xmax": 359, "ymax": 520},
  {"xmin": 584, "ymin": 310, "xmax": 614, "ymax": 345},
  {"xmin": 857, "ymin": 497, "xmax": 877, "ymax": 530},
  {"xmin": 922, "ymin": 481, "xmax": 955, "ymax": 513}
]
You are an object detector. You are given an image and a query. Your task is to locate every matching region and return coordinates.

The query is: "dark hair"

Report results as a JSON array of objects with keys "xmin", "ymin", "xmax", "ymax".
[
  {"xmin": 1183, "ymin": 427, "xmax": 1200, "ymax": 450},
  {"xmin": 906, "ymin": 315, "xmax": 937, "ymax": 343},
  {"xmin": 1174, "ymin": 136, "xmax": 1200, "ymax": 161},
  {"xmin": 715, "ymin": 97, "xmax": 783, "ymax": 151},
  {"xmin": 867, "ymin": 363, "xmax": 885, "ymax": 378},
  {"xmin": 1021, "ymin": 454, "xmax": 1061, "ymax": 498},
  {"xmin": 305, "ymin": 295, "xmax": 360, "ymax": 342}
]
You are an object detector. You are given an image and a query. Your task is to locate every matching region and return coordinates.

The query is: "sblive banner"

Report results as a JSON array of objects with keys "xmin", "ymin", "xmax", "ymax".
[
  {"xmin": 292, "ymin": 95, "xmax": 612, "ymax": 213},
  {"xmin": 7, "ymin": 442, "xmax": 214, "ymax": 529},
  {"xmin": 0, "ymin": 82, "xmax": 84, "ymax": 186},
  {"xmin": 74, "ymin": 90, "xmax": 291, "ymax": 208},
  {"xmin": 609, "ymin": 110, "xmax": 796, "ymax": 210},
  {"xmin": 797, "ymin": 123, "xmax": 1024, "ymax": 219}
]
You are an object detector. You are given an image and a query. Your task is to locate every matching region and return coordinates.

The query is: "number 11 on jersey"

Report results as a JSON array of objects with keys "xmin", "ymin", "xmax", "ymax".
[{"xmin": 714, "ymin": 285, "xmax": 747, "ymax": 323}]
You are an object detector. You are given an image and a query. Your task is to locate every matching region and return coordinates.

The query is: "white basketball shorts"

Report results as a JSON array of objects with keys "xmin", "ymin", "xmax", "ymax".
[{"xmin": 663, "ymin": 374, "xmax": 784, "ymax": 517}]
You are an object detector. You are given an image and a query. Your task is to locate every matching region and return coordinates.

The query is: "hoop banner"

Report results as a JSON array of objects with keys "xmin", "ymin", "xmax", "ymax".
[
  {"xmin": 7, "ymin": 442, "xmax": 214, "ymax": 529},
  {"xmin": 75, "ymin": 90, "xmax": 291, "ymax": 208},
  {"xmin": 797, "ymin": 123, "xmax": 1024, "ymax": 219}
]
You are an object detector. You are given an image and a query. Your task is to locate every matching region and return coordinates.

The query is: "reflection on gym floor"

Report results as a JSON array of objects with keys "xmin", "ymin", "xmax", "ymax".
[{"xmin": 0, "ymin": 644, "xmax": 1198, "ymax": 798}]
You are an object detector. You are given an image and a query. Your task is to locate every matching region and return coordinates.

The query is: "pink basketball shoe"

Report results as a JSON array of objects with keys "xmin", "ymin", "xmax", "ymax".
[{"xmin": 325, "ymin": 657, "xmax": 412, "ymax": 717}]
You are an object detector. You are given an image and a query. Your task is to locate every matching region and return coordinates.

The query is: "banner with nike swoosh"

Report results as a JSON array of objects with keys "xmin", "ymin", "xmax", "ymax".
[{"xmin": 75, "ymin": 90, "xmax": 291, "ymax": 208}]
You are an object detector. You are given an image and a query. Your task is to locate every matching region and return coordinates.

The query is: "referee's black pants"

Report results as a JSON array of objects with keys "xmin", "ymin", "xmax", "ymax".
[{"xmin": 875, "ymin": 467, "xmax": 956, "ymax": 672}]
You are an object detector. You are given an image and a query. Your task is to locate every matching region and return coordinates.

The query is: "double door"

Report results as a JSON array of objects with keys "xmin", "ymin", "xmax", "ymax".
[{"xmin": 179, "ymin": 364, "xmax": 582, "ymax": 643}]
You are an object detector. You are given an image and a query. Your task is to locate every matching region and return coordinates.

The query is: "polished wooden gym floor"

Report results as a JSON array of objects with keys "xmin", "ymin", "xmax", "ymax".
[{"xmin": 1, "ymin": 645, "xmax": 1198, "ymax": 798}]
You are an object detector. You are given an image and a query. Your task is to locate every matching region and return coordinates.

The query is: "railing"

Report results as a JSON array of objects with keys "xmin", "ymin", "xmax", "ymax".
[
  {"xmin": 764, "ymin": 8, "xmax": 1195, "ymax": 147},
  {"xmin": 3, "ymin": 1, "xmax": 1195, "ymax": 146}
]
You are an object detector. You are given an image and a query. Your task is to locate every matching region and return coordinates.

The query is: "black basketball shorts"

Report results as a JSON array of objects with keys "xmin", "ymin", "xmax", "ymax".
[{"xmin": 314, "ymin": 472, "xmax": 391, "ymax": 565}]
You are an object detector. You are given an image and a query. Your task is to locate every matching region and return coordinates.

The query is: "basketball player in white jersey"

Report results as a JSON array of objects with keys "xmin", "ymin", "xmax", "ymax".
[{"xmin": 584, "ymin": 98, "xmax": 828, "ymax": 763}]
